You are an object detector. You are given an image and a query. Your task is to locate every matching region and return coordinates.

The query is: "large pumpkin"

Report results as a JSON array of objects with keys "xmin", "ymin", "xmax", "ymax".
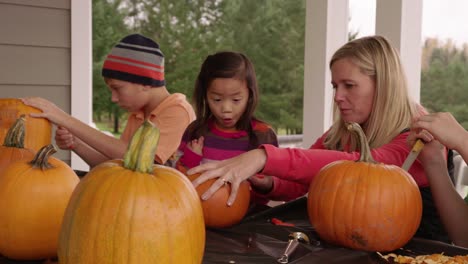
[
  {"xmin": 0, "ymin": 98, "xmax": 52, "ymax": 152},
  {"xmin": 58, "ymin": 120, "xmax": 205, "ymax": 264},
  {"xmin": 307, "ymin": 122, "xmax": 422, "ymax": 252},
  {"xmin": 188, "ymin": 173, "xmax": 251, "ymax": 228},
  {"xmin": 0, "ymin": 115, "xmax": 36, "ymax": 171},
  {"xmin": 0, "ymin": 144, "xmax": 80, "ymax": 260}
]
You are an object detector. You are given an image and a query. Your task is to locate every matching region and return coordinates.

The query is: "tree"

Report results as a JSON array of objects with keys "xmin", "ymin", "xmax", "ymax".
[
  {"xmin": 421, "ymin": 41, "xmax": 468, "ymax": 129},
  {"xmin": 92, "ymin": 0, "xmax": 129, "ymax": 133}
]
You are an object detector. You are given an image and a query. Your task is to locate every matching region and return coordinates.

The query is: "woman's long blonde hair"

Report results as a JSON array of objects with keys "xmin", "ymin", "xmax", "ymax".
[{"xmin": 324, "ymin": 35, "xmax": 421, "ymax": 151}]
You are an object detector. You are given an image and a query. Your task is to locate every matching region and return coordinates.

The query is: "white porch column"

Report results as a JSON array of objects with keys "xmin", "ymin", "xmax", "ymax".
[
  {"xmin": 302, "ymin": 0, "xmax": 349, "ymax": 148},
  {"xmin": 71, "ymin": 0, "xmax": 92, "ymax": 171},
  {"xmin": 375, "ymin": 0, "xmax": 423, "ymax": 103}
]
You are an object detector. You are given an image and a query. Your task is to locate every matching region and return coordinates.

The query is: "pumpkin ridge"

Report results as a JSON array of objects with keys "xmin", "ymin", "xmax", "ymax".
[
  {"xmin": 157, "ymin": 170, "xmax": 191, "ymax": 262},
  {"xmin": 103, "ymin": 168, "xmax": 135, "ymax": 264},
  {"xmin": 154, "ymin": 167, "xmax": 204, "ymax": 262},
  {"xmin": 79, "ymin": 167, "xmax": 126, "ymax": 263},
  {"xmin": 154, "ymin": 172, "xmax": 178, "ymax": 263}
]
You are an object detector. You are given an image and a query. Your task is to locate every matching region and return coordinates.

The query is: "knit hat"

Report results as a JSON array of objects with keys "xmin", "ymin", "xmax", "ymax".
[{"xmin": 102, "ymin": 34, "xmax": 165, "ymax": 87}]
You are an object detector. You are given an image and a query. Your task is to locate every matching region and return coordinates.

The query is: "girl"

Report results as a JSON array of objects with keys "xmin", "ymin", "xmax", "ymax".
[{"xmin": 175, "ymin": 51, "xmax": 307, "ymax": 204}]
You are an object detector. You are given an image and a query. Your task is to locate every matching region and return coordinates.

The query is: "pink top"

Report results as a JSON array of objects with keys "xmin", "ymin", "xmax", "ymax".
[{"xmin": 262, "ymin": 130, "xmax": 429, "ymax": 199}]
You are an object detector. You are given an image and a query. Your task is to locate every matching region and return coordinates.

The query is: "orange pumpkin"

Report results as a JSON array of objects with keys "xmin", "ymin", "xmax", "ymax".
[
  {"xmin": 188, "ymin": 173, "xmax": 251, "ymax": 228},
  {"xmin": 0, "ymin": 115, "xmax": 36, "ymax": 171},
  {"xmin": 0, "ymin": 144, "xmax": 80, "ymax": 260},
  {"xmin": 58, "ymin": 120, "xmax": 205, "ymax": 264},
  {"xmin": 0, "ymin": 98, "xmax": 51, "ymax": 152},
  {"xmin": 307, "ymin": 122, "xmax": 422, "ymax": 252}
]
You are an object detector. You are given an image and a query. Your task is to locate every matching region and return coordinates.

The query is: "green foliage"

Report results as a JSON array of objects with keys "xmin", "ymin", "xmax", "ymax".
[
  {"xmin": 421, "ymin": 41, "xmax": 468, "ymax": 129},
  {"xmin": 92, "ymin": 1, "xmax": 468, "ymax": 135},
  {"xmin": 92, "ymin": 0, "xmax": 129, "ymax": 132}
]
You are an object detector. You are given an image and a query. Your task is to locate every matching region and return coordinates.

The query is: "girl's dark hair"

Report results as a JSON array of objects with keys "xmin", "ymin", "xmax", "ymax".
[{"xmin": 188, "ymin": 51, "xmax": 260, "ymax": 149}]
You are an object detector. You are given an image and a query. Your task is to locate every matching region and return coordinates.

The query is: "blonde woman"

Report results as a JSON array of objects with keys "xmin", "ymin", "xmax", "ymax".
[{"xmin": 189, "ymin": 36, "xmax": 449, "ymax": 242}]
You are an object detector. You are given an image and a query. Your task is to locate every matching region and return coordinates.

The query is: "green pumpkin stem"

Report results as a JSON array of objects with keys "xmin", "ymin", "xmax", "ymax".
[
  {"xmin": 346, "ymin": 122, "xmax": 377, "ymax": 163},
  {"xmin": 29, "ymin": 144, "xmax": 57, "ymax": 169},
  {"xmin": 3, "ymin": 115, "xmax": 26, "ymax": 148},
  {"xmin": 123, "ymin": 120, "xmax": 160, "ymax": 173}
]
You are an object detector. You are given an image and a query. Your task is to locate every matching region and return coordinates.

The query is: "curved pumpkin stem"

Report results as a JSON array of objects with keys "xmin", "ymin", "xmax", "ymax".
[
  {"xmin": 29, "ymin": 144, "xmax": 57, "ymax": 169},
  {"xmin": 3, "ymin": 115, "xmax": 26, "ymax": 148},
  {"xmin": 123, "ymin": 120, "xmax": 160, "ymax": 173},
  {"xmin": 346, "ymin": 122, "xmax": 377, "ymax": 164}
]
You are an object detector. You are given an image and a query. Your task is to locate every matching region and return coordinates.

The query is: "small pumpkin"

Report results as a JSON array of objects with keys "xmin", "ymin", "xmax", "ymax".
[
  {"xmin": 0, "ymin": 98, "xmax": 51, "ymax": 152},
  {"xmin": 58, "ymin": 120, "xmax": 205, "ymax": 264},
  {"xmin": 307, "ymin": 122, "xmax": 422, "ymax": 252},
  {"xmin": 188, "ymin": 173, "xmax": 251, "ymax": 228},
  {"xmin": 0, "ymin": 144, "xmax": 80, "ymax": 260},
  {"xmin": 0, "ymin": 115, "xmax": 36, "ymax": 171}
]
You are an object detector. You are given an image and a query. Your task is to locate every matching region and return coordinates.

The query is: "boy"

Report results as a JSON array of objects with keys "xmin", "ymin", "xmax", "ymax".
[{"xmin": 22, "ymin": 34, "xmax": 195, "ymax": 167}]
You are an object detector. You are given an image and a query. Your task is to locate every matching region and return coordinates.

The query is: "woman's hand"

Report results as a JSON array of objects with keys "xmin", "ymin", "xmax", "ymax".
[
  {"xmin": 187, "ymin": 136, "xmax": 204, "ymax": 155},
  {"xmin": 21, "ymin": 97, "xmax": 69, "ymax": 126},
  {"xmin": 187, "ymin": 148, "xmax": 268, "ymax": 206}
]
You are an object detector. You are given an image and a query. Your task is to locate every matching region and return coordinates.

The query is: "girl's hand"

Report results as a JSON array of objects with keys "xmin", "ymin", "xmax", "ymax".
[
  {"xmin": 55, "ymin": 126, "xmax": 76, "ymax": 150},
  {"xmin": 187, "ymin": 136, "xmax": 204, "ymax": 155},
  {"xmin": 187, "ymin": 148, "xmax": 267, "ymax": 206},
  {"xmin": 412, "ymin": 112, "xmax": 466, "ymax": 151},
  {"xmin": 407, "ymin": 127, "xmax": 445, "ymax": 166},
  {"xmin": 248, "ymin": 174, "xmax": 274, "ymax": 194},
  {"xmin": 21, "ymin": 97, "xmax": 68, "ymax": 126}
]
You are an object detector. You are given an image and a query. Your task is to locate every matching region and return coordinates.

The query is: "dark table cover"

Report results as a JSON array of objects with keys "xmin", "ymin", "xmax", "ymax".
[
  {"xmin": 1, "ymin": 172, "xmax": 466, "ymax": 264},
  {"xmin": 202, "ymin": 197, "xmax": 468, "ymax": 264}
]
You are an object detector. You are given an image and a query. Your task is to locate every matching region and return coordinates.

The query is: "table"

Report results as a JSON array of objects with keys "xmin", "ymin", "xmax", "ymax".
[
  {"xmin": 202, "ymin": 197, "xmax": 468, "ymax": 264},
  {"xmin": 1, "ymin": 173, "xmax": 466, "ymax": 264}
]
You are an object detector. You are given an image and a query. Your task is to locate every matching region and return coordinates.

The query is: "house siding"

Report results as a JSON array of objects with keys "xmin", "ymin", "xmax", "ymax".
[{"xmin": 0, "ymin": 0, "xmax": 71, "ymax": 162}]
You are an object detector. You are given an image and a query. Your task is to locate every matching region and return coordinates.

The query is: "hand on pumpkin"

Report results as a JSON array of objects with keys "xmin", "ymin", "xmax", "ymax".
[
  {"xmin": 55, "ymin": 126, "xmax": 76, "ymax": 150},
  {"xmin": 21, "ymin": 97, "xmax": 69, "ymax": 126},
  {"xmin": 411, "ymin": 112, "xmax": 467, "ymax": 152},
  {"xmin": 188, "ymin": 148, "xmax": 267, "ymax": 206},
  {"xmin": 187, "ymin": 136, "xmax": 204, "ymax": 155}
]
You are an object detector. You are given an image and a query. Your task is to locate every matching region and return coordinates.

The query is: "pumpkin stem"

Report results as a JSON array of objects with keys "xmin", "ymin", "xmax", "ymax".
[
  {"xmin": 3, "ymin": 115, "xmax": 26, "ymax": 148},
  {"xmin": 29, "ymin": 144, "xmax": 57, "ymax": 169},
  {"xmin": 346, "ymin": 122, "xmax": 377, "ymax": 163},
  {"xmin": 123, "ymin": 120, "xmax": 160, "ymax": 173}
]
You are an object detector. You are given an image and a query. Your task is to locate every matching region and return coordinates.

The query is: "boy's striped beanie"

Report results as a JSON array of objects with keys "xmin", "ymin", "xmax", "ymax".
[{"xmin": 102, "ymin": 34, "xmax": 165, "ymax": 87}]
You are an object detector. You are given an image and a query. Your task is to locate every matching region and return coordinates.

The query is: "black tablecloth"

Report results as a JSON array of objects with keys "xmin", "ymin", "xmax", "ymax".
[
  {"xmin": 202, "ymin": 196, "xmax": 468, "ymax": 264},
  {"xmin": 1, "ymin": 172, "xmax": 466, "ymax": 264}
]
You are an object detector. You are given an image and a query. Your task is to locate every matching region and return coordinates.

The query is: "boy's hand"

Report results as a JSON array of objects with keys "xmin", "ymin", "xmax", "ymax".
[
  {"xmin": 55, "ymin": 126, "xmax": 76, "ymax": 150},
  {"xmin": 187, "ymin": 136, "xmax": 204, "ymax": 155}
]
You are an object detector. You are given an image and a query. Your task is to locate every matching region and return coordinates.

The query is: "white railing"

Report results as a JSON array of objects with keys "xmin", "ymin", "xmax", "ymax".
[{"xmin": 278, "ymin": 134, "xmax": 304, "ymax": 148}]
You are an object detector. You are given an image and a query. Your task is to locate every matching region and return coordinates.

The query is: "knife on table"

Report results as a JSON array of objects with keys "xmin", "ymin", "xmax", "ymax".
[{"xmin": 401, "ymin": 139, "xmax": 425, "ymax": 171}]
